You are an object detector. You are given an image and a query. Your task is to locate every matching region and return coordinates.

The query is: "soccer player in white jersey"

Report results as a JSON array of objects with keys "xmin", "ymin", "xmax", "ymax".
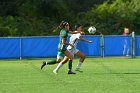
[
  {"xmin": 53, "ymin": 24, "xmax": 92, "ymax": 74},
  {"xmin": 67, "ymin": 24, "xmax": 92, "ymax": 72}
]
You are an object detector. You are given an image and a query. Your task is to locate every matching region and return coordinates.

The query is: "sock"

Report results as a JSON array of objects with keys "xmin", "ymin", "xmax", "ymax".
[
  {"xmin": 46, "ymin": 60, "xmax": 56, "ymax": 65},
  {"xmin": 76, "ymin": 62, "xmax": 82, "ymax": 69},
  {"xmin": 54, "ymin": 62, "xmax": 63, "ymax": 72},
  {"xmin": 68, "ymin": 60, "xmax": 72, "ymax": 71}
]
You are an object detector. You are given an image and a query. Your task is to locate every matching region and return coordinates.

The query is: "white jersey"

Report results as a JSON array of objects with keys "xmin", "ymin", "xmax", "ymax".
[{"xmin": 67, "ymin": 33, "xmax": 81, "ymax": 49}]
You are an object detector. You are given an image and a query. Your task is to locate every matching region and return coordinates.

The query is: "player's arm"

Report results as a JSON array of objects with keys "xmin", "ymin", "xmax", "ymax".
[
  {"xmin": 79, "ymin": 36, "xmax": 92, "ymax": 43},
  {"xmin": 61, "ymin": 39, "xmax": 74, "ymax": 47}
]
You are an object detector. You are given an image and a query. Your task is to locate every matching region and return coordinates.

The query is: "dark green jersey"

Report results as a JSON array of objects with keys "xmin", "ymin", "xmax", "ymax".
[{"xmin": 58, "ymin": 29, "xmax": 68, "ymax": 52}]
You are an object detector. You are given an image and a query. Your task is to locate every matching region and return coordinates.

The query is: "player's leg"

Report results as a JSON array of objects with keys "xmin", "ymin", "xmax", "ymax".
[
  {"xmin": 41, "ymin": 51, "xmax": 63, "ymax": 69},
  {"xmin": 75, "ymin": 50, "xmax": 85, "ymax": 71},
  {"xmin": 53, "ymin": 56, "xmax": 69, "ymax": 74},
  {"xmin": 53, "ymin": 50, "xmax": 75, "ymax": 74},
  {"xmin": 67, "ymin": 49, "xmax": 75, "ymax": 74},
  {"xmin": 41, "ymin": 59, "xmax": 61, "ymax": 70},
  {"xmin": 46, "ymin": 51, "xmax": 63, "ymax": 64},
  {"xmin": 64, "ymin": 50, "xmax": 76, "ymax": 74}
]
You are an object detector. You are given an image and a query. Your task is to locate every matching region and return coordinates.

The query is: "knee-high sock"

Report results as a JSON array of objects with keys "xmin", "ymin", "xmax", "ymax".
[
  {"xmin": 68, "ymin": 60, "xmax": 73, "ymax": 71},
  {"xmin": 46, "ymin": 60, "xmax": 56, "ymax": 65},
  {"xmin": 76, "ymin": 62, "xmax": 82, "ymax": 69},
  {"xmin": 54, "ymin": 62, "xmax": 63, "ymax": 72}
]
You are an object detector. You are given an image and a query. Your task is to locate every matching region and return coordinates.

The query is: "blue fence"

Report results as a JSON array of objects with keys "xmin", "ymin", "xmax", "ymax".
[
  {"xmin": 22, "ymin": 37, "xmax": 59, "ymax": 58},
  {"xmin": 136, "ymin": 36, "xmax": 140, "ymax": 56},
  {"xmin": 104, "ymin": 36, "xmax": 131, "ymax": 56},
  {"xmin": 0, "ymin": 35, "xmax": 139, "ymax": 59},
  {"xmin": 0, "ymin": 38, "xmax": 20, "ymax": 58}
]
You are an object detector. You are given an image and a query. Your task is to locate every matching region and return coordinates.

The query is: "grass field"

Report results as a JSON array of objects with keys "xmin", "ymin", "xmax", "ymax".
[{"xmin": 0, "ymin": 57, "xmax": 140, "ymax": 93}]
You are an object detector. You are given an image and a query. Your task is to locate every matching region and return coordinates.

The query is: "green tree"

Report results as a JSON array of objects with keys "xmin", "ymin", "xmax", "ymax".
[{"xmin": 76, "ymin": 0, "xmax": 140, "ymax": 35}]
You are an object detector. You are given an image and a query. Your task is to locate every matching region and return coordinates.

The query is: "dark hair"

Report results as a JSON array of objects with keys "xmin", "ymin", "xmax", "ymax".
[
  {"xmin": 69, "ymin": 25, "xmax": 73, "ymax": 31},
  {"xmin": 75, "ymin": 24, "xmax": 81, "ymax": 30},
  {"xmin": 59, "ymin": 21, "xmax": 69, "ymax": 29}
]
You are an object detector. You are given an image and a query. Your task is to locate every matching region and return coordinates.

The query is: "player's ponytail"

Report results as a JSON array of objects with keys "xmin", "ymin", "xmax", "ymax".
[
  {"xmin": 53, "ymin": 21, "xmax": 69, "ymax": 32},
  {"xmin": 59, "ymin": 21, "xmax": 69, "ymax": 29}
]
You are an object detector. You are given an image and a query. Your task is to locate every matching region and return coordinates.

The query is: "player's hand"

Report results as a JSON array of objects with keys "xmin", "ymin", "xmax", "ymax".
[
  {"xmin": 80, "ymin": 31, "xmax": 85, "ymax": 35},
  {"xmin": 89, "ymin": 41, "xmax": 92, "ymax": 43}
]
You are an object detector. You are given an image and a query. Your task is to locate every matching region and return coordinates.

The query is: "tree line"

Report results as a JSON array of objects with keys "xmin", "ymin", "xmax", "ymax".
[{"xmin": 0, "ymin": 0, "xmax": 140, "ymax": 36}]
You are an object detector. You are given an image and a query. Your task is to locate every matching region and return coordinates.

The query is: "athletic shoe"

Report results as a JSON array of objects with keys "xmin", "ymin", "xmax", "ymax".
[
  {"xmin": 53, "ymin": 69, "xmax": 58, "ymax": 74},
  {"xmin": 68, "ymin": 70, "xmax": 76, "ymax": 74},
  {"xmin": 41, "ymin": 61, "xmax": 46, "ymax": 70},
  {"xmin": 75, "ymin": 68, "xmax": 83, "ymax": 72},
  {"xmin": 126, "ymin": 55, "xmax": 129, "ymax": 57}
]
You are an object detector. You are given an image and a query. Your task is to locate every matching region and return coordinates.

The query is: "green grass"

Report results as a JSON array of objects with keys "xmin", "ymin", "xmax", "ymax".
[{"xmin": 0, "ymin": 57, "xmax": 140, "ymax": 93}]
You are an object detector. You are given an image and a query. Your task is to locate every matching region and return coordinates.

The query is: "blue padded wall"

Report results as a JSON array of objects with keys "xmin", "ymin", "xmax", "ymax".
[
  {"xmin": 0, "ymin": 38, "xmax": 20, "ymax": 58},
  {"xmin": 104, "ymin": 36, "xmax": 131, "ymax": 56}
]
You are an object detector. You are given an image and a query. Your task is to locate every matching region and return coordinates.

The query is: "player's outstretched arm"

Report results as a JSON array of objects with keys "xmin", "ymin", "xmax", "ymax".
[{"xmin": 79, "ymin": 36, "xmax": 92, "ymax": 43}]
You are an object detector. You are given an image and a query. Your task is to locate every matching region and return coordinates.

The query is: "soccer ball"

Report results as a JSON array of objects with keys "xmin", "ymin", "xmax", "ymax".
[{"xmin": 88, "ymin": 26, "xmax": 96, "ymax": 34}]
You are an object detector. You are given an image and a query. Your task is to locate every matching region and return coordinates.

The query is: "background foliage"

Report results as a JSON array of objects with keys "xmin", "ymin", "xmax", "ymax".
[{"xmin": 0, "ymin": 0, "xmax": 140, "ymax": 36}]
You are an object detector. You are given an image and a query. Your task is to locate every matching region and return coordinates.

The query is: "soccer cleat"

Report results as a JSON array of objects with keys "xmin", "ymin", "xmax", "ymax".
[
  {"xmin": 68, "ymin": 70, "xmax": 76, "ymax": 74},
  {"xmin": 75, "ymin": 68, "xmax": 83, "ymax": 72},
  {"xmin": 53, "ymin": 69, "xmax": 58, "ymax": 74},
  {"xmin": 41, "ymin": 61, "xmax": 46, "ymax": 70}
]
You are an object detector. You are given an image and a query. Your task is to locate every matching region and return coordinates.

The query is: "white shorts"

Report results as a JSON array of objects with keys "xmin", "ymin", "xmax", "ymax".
[{"xmin": 67, "ymin": 48, "xmax": 79, "ymax": 58}]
